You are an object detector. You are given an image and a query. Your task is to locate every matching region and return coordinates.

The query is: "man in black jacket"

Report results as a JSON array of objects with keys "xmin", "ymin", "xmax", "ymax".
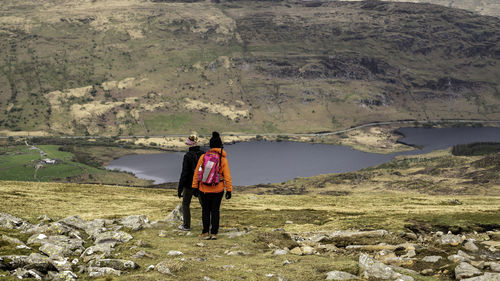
[{"xmin": 177, "ymin": 134, "xmax": 204, "ymax": 231}]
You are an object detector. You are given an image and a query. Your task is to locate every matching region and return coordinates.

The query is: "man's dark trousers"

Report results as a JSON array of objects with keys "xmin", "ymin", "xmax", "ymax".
[{"xmin": 182, "ymin": 187, "xmax": 201, "ymax": 229}]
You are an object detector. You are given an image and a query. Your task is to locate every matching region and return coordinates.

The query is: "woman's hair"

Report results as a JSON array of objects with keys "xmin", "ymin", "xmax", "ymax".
[
  {"xmin": 186, "ymin": 134, "xmax": 198, "ymax": 146},
  {"xmin": 209, "ymin": 131, "xmax": 223, "ymax": 148}
]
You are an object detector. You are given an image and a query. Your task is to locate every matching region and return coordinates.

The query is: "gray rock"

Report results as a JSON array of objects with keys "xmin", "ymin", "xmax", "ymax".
[
  {"xmin": 204, "ymin": 277, "xmax": 217, "ymax": 281},
  {"xmin": 12, "ymin": 268, "xmax": 42, "ymax": 280},
  {"xmin": 325, "ymin": 270, "xmax": 359, "ymax": 280},
  {"xmin": 158, "ymin": 230, "xmax": 168, "ymax": 237},
  {"xmin": 81, "ymin": 242, "xmax": 115, "ymax": 257},
  {"xmin": 455, "ymin": 262, "xmax": 482, "ymax": 280},
  {"xmin": 302, "ymin": 246, "xmax": 315, "ymax": 255},
  {"xmin": 59, "ymin": 216, "xmax": 107, "ymax": 236},
  {"xmin": 131, "ymin": 250, "xmax": 153, "ymax": 259},
  {"xmin": 164, "ymin": 204, "xmax": 183, "ymax": 222},
  {"xmin": 47, "ymin": 270, "xmax": 78, "ymax": 281},
  {"xmin": 51, "ymin": 258, "xmax": 73, "ymax": 272},
  {"xmin": 290, "ymin": 247, "xmax": 302, "ymax": 255},
  {"xmin": 440, "ymin": 233, "xmax": 463, "ymax": 246},
  {"xmin": 422, "ymin": 256, "xmax": 442, "ymax": 263},
  {"xmin": 24, "ymin": 222, "xmax": 79, "ymax": 237},
  {"xmin": 465, "ymin": 240, "xmax": 479, "ymax": 252},
  {"xmin": 421, "ymin": 269, "xmax": 433, "ymax": 275},
  {"xmin": 273, "ymin": 249, "xmax": 288, "ymax": 255},
  {"xmin": 155, "ymin": 261, "xmax": 172, "ymax": 275},
  {"xmin": 37, "ymin": 215, "xmax": 52, "ymax": 223},
  {"xmin": 0, "ymin": 213, "xmax": 32, "ymax": 230},
  {"xmin": 359, "ymin": 253, "xmax": 414, "ymax": 281},
  {"xmin": 93, "ymin": 231, "xmax": 133, "ymax": 244},
  {"xmin": 91, "ymin": 259, "xmax": 138, "ymax": 271},
  {"xmin": 168, "ymin": 250, "xmax": 183, "ymax": 256},
  {"xmin": 449, "ymin": 254, "xmax": 470, "ymax": 263},
  {"xmin": 24, "ymin": 253, "xmax": 56, "ymax": 273},
  {"xmin": 1, "ymin": 234, "xmax": 26, "ymax": 246},
  {"xmin": 331, "ymin": 230, "xmax": 388, "ymax": 240},
  {"xmin": 39, "ymin": 242, "xmax": 73, "ymax": 259},
  {"xmin": 490, "ymin": 262, "xmax": 500, "ymax": 272},
  {"xmin": 225, "ymin": 250, "xmax": 247, "ymax": 256},
  {"xmin": 403, "ymin": 232, "xmax": 418, "ymax": 240},
  {"xmin": 0, "ymin": 255, "xmax": 29, "ymax": 270},
  {"xmin": 88, "ymin": 266, "xmax": 122, "ymax": 277},
  {"xmin": 119, "ymin": 215, "xmax": 150, "ymax": 231},
  {"xmin": 461, "ymin": 272, "xmax": 500, "ymax": 281}
]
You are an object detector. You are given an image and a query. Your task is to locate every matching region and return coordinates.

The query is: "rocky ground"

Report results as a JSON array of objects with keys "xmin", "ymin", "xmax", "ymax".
[{"xmin": 1, "ymin": 208, "xmax": 499, "ymax": 280}]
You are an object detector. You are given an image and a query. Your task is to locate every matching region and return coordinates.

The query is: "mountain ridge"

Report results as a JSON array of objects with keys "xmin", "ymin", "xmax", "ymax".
[{"xmin": 1, "ymin": 0, "xmax": 499, "ymax": 136}]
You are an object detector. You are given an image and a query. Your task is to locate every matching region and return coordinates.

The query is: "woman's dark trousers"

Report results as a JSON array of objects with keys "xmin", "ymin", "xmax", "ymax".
[
  {"xmin": 199, "ymin": 191, "xmax": 224, "ymax": 234},
  {"xmin": 182, "ymin": 187, "xmax": 201, "ymax": 229}
]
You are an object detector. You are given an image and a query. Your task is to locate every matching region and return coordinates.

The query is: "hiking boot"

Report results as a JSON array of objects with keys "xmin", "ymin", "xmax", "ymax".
[
  {"xmin": 199, "ymin": 233, "xmax": 210, "ymax": 240},
  {"xmin": 178, "ymin": 225, "xmax": 190, "ymax": 231},
  {"xmin": 210, "ymin": 234, "xmax": 217, "ymax": 240}
]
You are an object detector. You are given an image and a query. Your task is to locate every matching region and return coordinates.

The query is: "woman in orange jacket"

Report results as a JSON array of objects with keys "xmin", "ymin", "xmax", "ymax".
[{"xmin": 192, "ymin": 131, "xmax": 232, "ymax": 240}]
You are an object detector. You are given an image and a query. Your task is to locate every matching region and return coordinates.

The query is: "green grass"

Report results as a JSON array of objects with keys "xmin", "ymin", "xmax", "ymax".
[
  {"xmin": 143, "ymin": 114, "xmax": 191, "ymax": 134},
  {"xmin": 0, "ymin": 145, "xmax": 150, "ymax": 185}
]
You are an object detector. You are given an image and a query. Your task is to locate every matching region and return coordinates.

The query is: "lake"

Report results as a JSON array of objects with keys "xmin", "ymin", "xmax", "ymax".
[{"xmin": 106, "ymin": 127, "xmax": 500, "ymax": 186}]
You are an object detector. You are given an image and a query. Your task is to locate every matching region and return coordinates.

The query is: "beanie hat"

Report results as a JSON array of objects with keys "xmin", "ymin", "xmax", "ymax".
[
  {"xmin": 186, "ymin": 134, "xmax": 198, "ymax": 146},
  {"xmin": 209, "ymin": 131, "xmax": 223, "ymax": 148}
]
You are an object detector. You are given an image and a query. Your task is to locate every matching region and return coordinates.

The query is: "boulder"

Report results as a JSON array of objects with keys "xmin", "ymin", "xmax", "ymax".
[
  {"xmin": 24, "ymin": 222, "xmax": 79, "ymax": 237},
  {"xmin": 119, "ymin": 215, "xmax": 150, "ymax": 231},
  {"xmin": 47, "ymin": 270, "xmax": 78, "ymax": 281},
  {"xmin": 0, "ymin": 255, "xmax": 29, "ymax": 270},
  {"xmin": 455, "ymin": 262, "xmax": 482, "ymax": 280},
  {"xmin": 59, "ymin": 216, "xmax": 107, "ymax": 236},
  {"xmin": 461, "ymin": 272, "xmax": 500, "ymax": 281},
  {"xmin": 331, "ymin": 230, "xmax": 388, "ymax": 241},
  {"xmin": 81, "ymin": 242, "xmax": 115, "ymax": 257},
  {"xmin": 50, "ymin": 258, "xmax": 73, "ymax": 272},
  {"xmin": 12, "ymin": 268, "xmax": 42, "ymax": 280},
  {"xmin": 439, "ymin": 233, "xmax": 463, "ymax": 246},
  {"xmin": 464, "ymin": 240, "xmax": 479, "ymax": 252},
  {"xmin": 168, "ymin": 250, "xmax": 183, "ymax": 256},
  {"xmin": 490, "ymin": 262, "xmax": 500, "ymax": 272},
  {"xmin": 88, "ymin": 266, "xmax": 122, "ymax": 277},
  {"xmin": 164, "ymin": 204, "xmax": 183, "ymax": 222},
  {"xmin": 290, "ymin": 247, "xmax": 303, "ymax": 256},
  {"xmin": 91, "ymin": 259, "xmax": 138, "ymax": 271},
  {"xmin": 273, "ymin": 249, "xmax": 288, "ymax": 256},
  {"xmin": 1, "ymin": 234, "xmax": 26, "ymax": 247},
  {"xmin": 39, "ymin": 242, "xmax": 73, "ymax": 259},
  {"xmin": 155, "ymin": 261, "xmax": 172, "ymax": 275},
  {"xmin": 325, "ymin": 270, "xmax": 359, "ymax": 280},
  {"xmin": 448, "ymin": 254, "xmax": 470, "ymax": 263},
  {"xmin": 93, "ymin": 231, "xmax": 133, "ymax": 244},
  {"xmin": 225, "ymin": 250, "xmax": 247, "ymax": 256},
  {"xmin": 25, "ymin": 253, "xmax": 56, "ymax": 273},
  {"xmin": 422, "ymin": 256, "xmax": 442, "ymax": 263},
  {"xmin": 302, "ymin": 246, "xmax": 315, "ymax": 255},
  {"xmin": 0, "ymin": 213, "xmax": 32, "ymax": 230},
  {"xmin": 359, "ymin": 253, "xmax": 414, "ymax": 281}
]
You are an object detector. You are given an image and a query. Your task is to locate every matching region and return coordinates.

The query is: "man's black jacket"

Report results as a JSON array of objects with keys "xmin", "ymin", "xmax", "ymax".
[{"xmin": 178, "ymin": 146, "xmax": 204, "ymax": 196}]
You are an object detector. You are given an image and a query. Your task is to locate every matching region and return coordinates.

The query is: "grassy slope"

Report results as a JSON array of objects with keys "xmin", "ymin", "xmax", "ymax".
[
  {"xmin": 0, "ymin": 180, "xmax": 498, "ymax": 280},
  {"xmin": 0, "ymin": 0, "xmax": 499, "ymax": 136},
  {"xmin": 0, "ymin": 144, "xmax": 152, "ymax": 185}
]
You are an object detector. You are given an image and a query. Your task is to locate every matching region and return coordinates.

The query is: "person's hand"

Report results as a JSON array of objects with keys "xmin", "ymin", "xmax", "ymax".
[
  {"xmin": 193, "ymin": 189, "xmax": 199, "ymax": 197},
  {"xmin": 178, "ymin": 190, "xmax": 183, "ymax": 198},
  {"xmin": 225, "ymin": 191, "xmax": 231, "ymax": 200}
]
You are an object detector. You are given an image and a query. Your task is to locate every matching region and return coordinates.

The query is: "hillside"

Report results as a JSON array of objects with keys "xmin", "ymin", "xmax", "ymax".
[
  {"xmin": 1, "ymin": 0, "xmax": 500, "ymax": 136},
  {"xmin": 383, "ymin": 0, "xmax": 500, "ymax": 18}
]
